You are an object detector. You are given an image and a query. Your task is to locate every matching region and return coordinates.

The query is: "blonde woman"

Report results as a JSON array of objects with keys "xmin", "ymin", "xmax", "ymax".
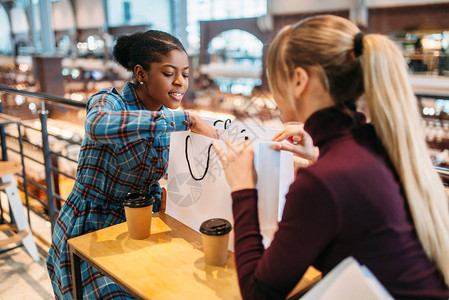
[{"xmin": 214, "ymin": 15, "xmax": 449, "ymax": 299}]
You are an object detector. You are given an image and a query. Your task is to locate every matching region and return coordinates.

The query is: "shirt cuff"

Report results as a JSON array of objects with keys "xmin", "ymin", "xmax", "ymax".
[
  {"xmin": 164, "ymin": 110, "xmax": 191, "ymax": 132},
  {"xmin": 231, "ymin": 189, "xmax": 258, "ymax": 202}
]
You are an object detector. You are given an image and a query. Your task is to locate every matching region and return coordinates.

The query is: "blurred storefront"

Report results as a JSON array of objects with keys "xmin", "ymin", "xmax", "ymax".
[{"xmin": 1, "ymin": 0, "xmax": 449, "ymax": 216}]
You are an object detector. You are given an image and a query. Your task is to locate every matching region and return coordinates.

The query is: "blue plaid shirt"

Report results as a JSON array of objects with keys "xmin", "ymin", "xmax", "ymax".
[{"xmin": 72, "ymin": 81, "xmax": 190, "ymax": 209}]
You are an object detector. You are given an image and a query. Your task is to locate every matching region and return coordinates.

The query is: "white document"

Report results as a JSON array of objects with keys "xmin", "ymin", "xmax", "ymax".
[{"xmin": 300, "ymin": 257, "xmax": 393, "ymax": 300}]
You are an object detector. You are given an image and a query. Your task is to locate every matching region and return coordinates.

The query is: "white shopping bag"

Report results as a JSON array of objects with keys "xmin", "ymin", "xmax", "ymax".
[
  {"xmin": 166, "ymin": 120, "xmax": 294, "ymax": 250},
  {"xmin": 299, "ymin": 257, "xmax": 393, "ymax": 300}
]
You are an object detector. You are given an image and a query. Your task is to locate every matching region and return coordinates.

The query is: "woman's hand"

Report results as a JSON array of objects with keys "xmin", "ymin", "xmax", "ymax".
[
  {"xmin": 272, "ymin": 124, "xmax": 319, "ymax": 163},
  {"xmin": 213, "ymin": 140, "xmax": 257, "ymax": 192},
  {"xmin": 189, "ymin": 113, "xmax": 219, "ymax": 139}
]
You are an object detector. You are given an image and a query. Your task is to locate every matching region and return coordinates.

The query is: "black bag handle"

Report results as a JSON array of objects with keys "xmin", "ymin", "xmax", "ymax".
[
  {"xmin": 185, "ymin": 135, "xmax": 213, "ymax": 181},
  {"xmin": 213, "ymin": 118, "xmax": 232, "ymax": 129},
  {"xmin": 214, "ymin": 119, "xmax": 249, "ymax": 140}
]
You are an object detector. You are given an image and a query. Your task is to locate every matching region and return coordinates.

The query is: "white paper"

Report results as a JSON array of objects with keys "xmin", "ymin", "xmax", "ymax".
[{"xmin": 300, "ymin": 257, "xmax": 393, "ymax": 300}]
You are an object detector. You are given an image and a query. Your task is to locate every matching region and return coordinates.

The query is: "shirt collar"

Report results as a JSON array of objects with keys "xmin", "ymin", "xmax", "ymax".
[
  {"xmin": 304, "ymin": 106, "xmax": 366, "ymax": 148},
  {"xmin": 120, "ymin": 81, "xmax": 167, "ymax": 111}
]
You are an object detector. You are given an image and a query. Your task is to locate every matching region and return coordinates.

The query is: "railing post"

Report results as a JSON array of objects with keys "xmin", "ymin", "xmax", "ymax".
[
  {"xmin": 0, "ymin": 95, "xmax": 4, "ymax": 223},
  {"xmin": 0, "ymin": 95, "xmax": 8, "ymax": 161},
  {"xmin": 0, "ymin": 95, "xmax": 15, "ymax": 226},
  {"xmin": 50, "ymin": 153, "xmax": 62, "ymax": 211},
  {"xmin": 17, "ymin": 121, "xmax": 32, "ymax": 228},
  {"xmin": 40, "ymin": 102, "xmax": 56, "ymax": 234}
]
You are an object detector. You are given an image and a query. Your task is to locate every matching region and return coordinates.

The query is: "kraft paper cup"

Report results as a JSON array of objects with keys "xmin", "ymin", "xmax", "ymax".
[
  {"xmin": 123, "ymin": 192, "xmax": 155, "ymax": 240},
  {"xmin": 200, "ymin": 218, "xmax": 232, "ymax": 266}
]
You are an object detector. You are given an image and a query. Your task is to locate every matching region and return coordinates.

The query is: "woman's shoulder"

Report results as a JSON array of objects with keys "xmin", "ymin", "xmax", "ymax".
[
  {"xmin": 87, "ymin": 85, "xmax": 127, "ymax": 110},
  {"xmin": 88, "ymin": 86, "xmax": 120, "ymax": 101}
]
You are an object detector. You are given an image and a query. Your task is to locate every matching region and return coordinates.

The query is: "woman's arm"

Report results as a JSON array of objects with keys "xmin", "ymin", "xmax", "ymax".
[
  {"xmin": 233, "ymin": 174, "xmax": 340, "ymax": 299},
  {"xmin": 84, "ymin": 90, "xmax": 218, "ymax": 144},
  {"xmin": 214, "ymin": 140, "xmax": 339, "ymax": 299},
  {"xmin": 84, "ymin": 92, "xmax": 191, "ymax": 144}
]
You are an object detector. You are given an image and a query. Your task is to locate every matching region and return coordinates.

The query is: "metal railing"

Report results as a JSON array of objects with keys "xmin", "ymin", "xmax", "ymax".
[
  {"xmin": 0, "ymin": 84, "xmax": 85, "ymax": 234},
  {"xmin": 1, "ymin": 84, "xmax": 449, "ymax": 235},
  {"xmin": 0, "ymin": 113, "xmax": 30, "ymax": 227}
]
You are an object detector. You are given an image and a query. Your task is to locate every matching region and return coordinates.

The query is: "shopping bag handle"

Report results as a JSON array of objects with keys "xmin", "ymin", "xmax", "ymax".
[
  {"xmin": 213, "ymin": 118, "xmax": 232, "ymax": 129},
  {"xmin": 185, "ymin": 135, "xmax": 213, "ymax": 181},
  {"xmin": 214, "ymin": 119, "xmax": 249, "ymax": 141}
]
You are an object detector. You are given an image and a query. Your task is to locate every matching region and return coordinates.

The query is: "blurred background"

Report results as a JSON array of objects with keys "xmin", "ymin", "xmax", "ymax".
[{"xmin": 0, "ymin": 0, "xmax": 449, "ymax": 234}]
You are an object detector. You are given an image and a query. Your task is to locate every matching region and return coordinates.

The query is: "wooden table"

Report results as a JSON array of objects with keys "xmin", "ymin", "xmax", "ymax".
[
  {"xmin": 68, "ymin": 212, "xmax": 242, "ymax": 299},
  {"xmin": 68, "ymin": 212, "xmax": 321, "ymax": 299}
]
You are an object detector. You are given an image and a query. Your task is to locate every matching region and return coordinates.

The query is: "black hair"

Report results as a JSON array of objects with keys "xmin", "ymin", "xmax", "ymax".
[{"xmin": 113, "ymin": 30, "xmax": 186, "ymax": 72}]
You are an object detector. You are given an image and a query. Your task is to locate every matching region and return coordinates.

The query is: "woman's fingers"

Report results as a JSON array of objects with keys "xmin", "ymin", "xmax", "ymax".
[
  {"xmin": 273, "ymin": 130, "xmax": 286, "ymax": 142},
  {"xmin": 274, "ymin": 142, "xmax": 297, "ymax": 154},
  {"xmin": 273, "ymin": 129, "xmax": 295, "ymax": 142},
  {"xmin": 204, "ymin": 124, "xmax": 219, "ymax": 139},
  {"xmin": 274, "ymin": 142, "xmax": 319, "ymax": 162},
  {"xmin": 213, "ymin": 139, "xmax": 251, "ymax": 167},
  {"xmin": 210, "ymin": 129, "xmax": 219, "ymax": 139},
  {"xmin": 225, "ymin": 138, "xmax": 247, "ymax": 157},
  {"xmin": 190, "ymin": 113, "xmax": 219, "ymax": 139},
  {"xmin": 273, "ymin": 125, "xmax": 305, "ymax": 142},
  {"xmin": 213, "ymin": 139, "xmax": 257, "ymax": 192}
]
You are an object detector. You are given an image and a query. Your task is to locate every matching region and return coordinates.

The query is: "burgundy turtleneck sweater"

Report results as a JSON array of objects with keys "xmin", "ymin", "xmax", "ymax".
[{"xmin": 231, "ymin": 107, "xmax": 449, "ymax": 300}]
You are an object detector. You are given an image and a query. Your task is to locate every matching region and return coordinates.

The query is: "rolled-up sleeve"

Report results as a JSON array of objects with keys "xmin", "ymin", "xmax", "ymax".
[
  {"xmin": 85, "ymin": 90, "xmax": 191, "ymax": 144},
  {"xmin": 157, "ymin": 109, "xmax": 191, "ymax": 133}
]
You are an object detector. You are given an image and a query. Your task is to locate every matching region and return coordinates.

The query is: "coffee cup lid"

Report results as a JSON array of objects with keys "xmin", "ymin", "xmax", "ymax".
[
  {"xmin": 199, "ymin": 218, "xmax": 232, "ymax": 236},
  {"xmin": 123, "ymin": 192, "xmax": 155, "ymax": 208}
]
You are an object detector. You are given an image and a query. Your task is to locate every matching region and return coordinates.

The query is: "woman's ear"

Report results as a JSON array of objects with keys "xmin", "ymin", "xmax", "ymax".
[
  {"xmin": 134, "ymin": 64, "xmax": 146, "ymax": 82},
  {"xmin": 291, "ymin": 67, "xmax": 309, "ymax": 99}
]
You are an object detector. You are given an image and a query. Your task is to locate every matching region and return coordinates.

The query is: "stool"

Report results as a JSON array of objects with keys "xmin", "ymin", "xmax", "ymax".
[{"xmin": 0, "ymin": 161, "xmax": 40, "ymax": 261}]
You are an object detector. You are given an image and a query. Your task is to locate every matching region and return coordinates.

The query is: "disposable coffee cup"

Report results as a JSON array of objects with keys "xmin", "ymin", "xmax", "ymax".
[
  {"xmin": 199, "ymin": 218, "xmax": 232, "ymax": 266},
  {"xmin": 123, "ymin": 192, "xmax": 155, "ymax": 240}
]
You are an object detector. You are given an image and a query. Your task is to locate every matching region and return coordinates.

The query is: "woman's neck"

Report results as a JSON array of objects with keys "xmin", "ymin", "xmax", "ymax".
[
  {"xmin": 300, "ymin": 73, "xmax": 335, "ymax": 121},
  {"xmin": 135, "ymin": 83, "xmax": 162, "ymax": 111}
]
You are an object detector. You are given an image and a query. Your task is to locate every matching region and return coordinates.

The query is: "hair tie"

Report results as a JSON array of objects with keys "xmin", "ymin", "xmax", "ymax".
[{"xmin": 354, "ymin": 32, "xmax": 364, "ymax": 57}]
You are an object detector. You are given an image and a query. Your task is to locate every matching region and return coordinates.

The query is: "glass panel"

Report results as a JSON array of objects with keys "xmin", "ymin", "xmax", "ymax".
[
  {"xmin": 187, "ymin": 0, "xmax": 267, "ymax": 53},
  {"xmin": 0, "ymin": 5, "xmax": 12, "ymax": 54},
  {"xmin": 204, "ymin": 29, "xmax": 263, "ymax": 95}
]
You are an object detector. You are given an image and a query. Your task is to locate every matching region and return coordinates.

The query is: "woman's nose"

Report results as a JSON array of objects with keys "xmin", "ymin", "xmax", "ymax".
[{"xmin": 173, "ymin": 74, "xmax": 185, "ymax": 86}]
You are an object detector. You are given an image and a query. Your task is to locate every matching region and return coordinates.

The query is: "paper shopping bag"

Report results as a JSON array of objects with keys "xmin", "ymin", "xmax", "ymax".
[
  {"xmin": 255, "ymin": 142, "xmax": 294, "ymax": 247},
  {"xmin": 166, "ymin": 123, "xmax": 294, "ymax": 250}
]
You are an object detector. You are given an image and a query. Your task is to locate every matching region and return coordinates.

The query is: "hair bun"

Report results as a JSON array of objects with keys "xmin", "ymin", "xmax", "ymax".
[
  {"xmin": 113, "ymin": 33, "xmax": 141, "ymax": 71},
  {"xmin": 112, "ymin": 30, "xmax": 186, "ymax": 73}
]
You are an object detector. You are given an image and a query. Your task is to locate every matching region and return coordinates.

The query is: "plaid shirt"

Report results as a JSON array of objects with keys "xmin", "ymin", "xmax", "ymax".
[
  {"xmin": 74, "ymin": 81, "xmax": 190, "ymax": 208},
  {"xmin": 47, "ymin": 82, "xmax": 191, "ymax": 299}
]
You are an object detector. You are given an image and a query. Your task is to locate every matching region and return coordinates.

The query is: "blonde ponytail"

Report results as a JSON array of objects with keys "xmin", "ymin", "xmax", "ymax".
[
  {"xmin": 267, "ymin": 14, "xmax": 449, "ymax": 286},
  {"xmin": 362, "ymin": 34, "xmax": 449, "ymax": 285}
]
